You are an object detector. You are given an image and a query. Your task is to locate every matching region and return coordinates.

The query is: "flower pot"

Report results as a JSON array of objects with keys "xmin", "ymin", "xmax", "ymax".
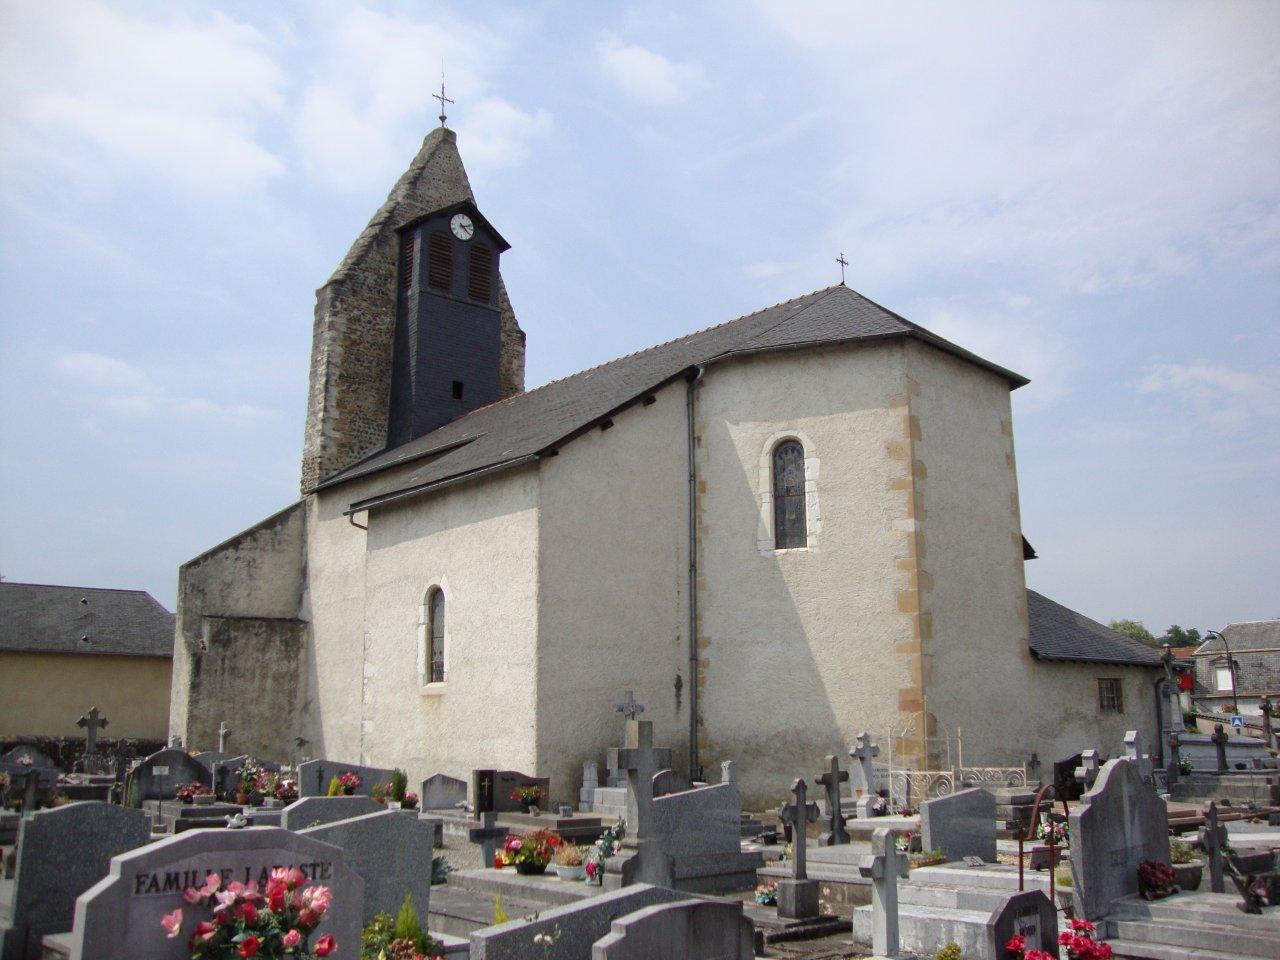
[
  {"xmin": 515, "ymin": 861, "xmax": 548, "ymax": 876},
  {"xmin": 194, "ymin": 794, "xmax": 215, "ymax": 807},
  {"xmin": 554, "ymin": 863, "xmax": 585, "ymax": 881},
  {"xmin": 1171, "ymin": 860, "xmax": 1204, "ymax": 892},
  {"xmin": 235, "ymin": 793, "xmax": 249, "ymax": 805},
  {"xmin": 1056, "ymin": 888, "xmax": 1074, "ymax": 916}
]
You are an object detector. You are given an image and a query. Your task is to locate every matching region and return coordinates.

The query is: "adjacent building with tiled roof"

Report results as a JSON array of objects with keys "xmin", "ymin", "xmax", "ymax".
[
  {"xmin": 0, "ymin": 582, "xmax": 173, "ymax": 739},
  {"xmin": 1191, "ymin": 619, "xmax": 1280, "ymax": 718}
]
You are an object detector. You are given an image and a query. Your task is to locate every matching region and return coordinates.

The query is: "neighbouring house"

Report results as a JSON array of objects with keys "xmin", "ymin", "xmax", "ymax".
[
  {"xmin": 0, "ymin": 582, "xmax": 174, "ymax": 740},
  {"xmin": 1192, "ymin": 620, "xmax": 1280, "ymax": 719}
]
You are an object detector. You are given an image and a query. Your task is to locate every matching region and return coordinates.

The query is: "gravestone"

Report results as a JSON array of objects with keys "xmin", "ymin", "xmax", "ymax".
[
  {"xmin": 591, "ymin": 897, "xmax": 754, "ymax": 960},
  {"xmin": 1073, "ymin": 750, "xmax": 1100, "ymax": 792},
  {"xmin": 1124, "ymin": 730, "xmax": 1154, "ymax": 785},
  {"xmin": 777, "ymin": 778, "xmax": 820, "ymax": 919},
  {"xmin": 814, "ymin": 755, "xmax": 850, "ymax": 846},
  {"xmin": 849, "ymin": 732, "xmax": 880, "ymax": 798},
  {"xmin": 190, "ymin": 752, "xmax": 230, "ymax": 774},
  {"xmin": 68, "ymin": 827, "xmax": 363, "ymax": 960},
  {"xmin": 212, "ymin": 756, "xmax": 281, "ymax": 800},
  {"xmin": 1198, "ymin": 801, "xmax": 1226, "ymax": 894},
  {"xmin": 720, "ymin": 761, "xmax": 736, "ymax": 785},
  {"xmin": 126, "ymin": 749, "xmax": 210, "ymax": 804},
  {"xmin": 76, "ymin": 708, "xmax": 109, "ymax": 756},
  {"xmin": 297, "ymin": 759, "xmax": 394, "ymax": 798},
  {"xmin": 985, "ymin": 890, "xmax": 1057, "ymax": 960},
  {"xmin": 300, "ymin": 809, "xmax": 436, "ymax": 923},
  {"xmin": 468, "ymin": 812, "xmax": 506, "ymax": 868},
  {"xmin": 858, "ymin": 828, "xmax": 909, "ymax": 959},
  {"xmin": 920, "ymin": 787, "xmax": 996, "ymax": 863},
  {"xmin": 1211, "ymin": 724, "xmax": 1229, "ymax": 773},
  {"xmin": 1068, "ymin": 757, "xmax": 1170, "ymax": 920},
  {"xmin": 216, "ymin": 721, "xmax": 230, "ymax": 753},
  {"xmin": 0, "ymin": 747, "xmax": 58, "ymax": 792},
  {"xmin": 652, "ymin": 769, "xmax": 689, "ymax": 798},
  {"xmin": 0, "ymin": 802, "xmax": 150, "ymax": 960},
  {"xmin": 471, "ymin": 769, "xmax": 550, "ymax": 814},
  {"xmin": 1053, "ymin": 752, "xmax": 1085, "ymax": 802},
  {"xmin": 421, "ymin": 773, "xmax": 467, "ymax": 810},
  {"xmin": 1167, "ymin": 732, "xmax": 1182, "ymax": 782},
  {"xmin": 1261, "ymin": 698, "xmax": 1276, "ymax": 750},
  {"xmin": 279, "ymin": 795, "xmax": 381, "ymax": 831}
]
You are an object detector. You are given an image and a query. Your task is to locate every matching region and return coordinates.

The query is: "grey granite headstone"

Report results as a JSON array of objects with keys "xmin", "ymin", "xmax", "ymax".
[
  {"xmin": 300, "ymin": 809, "xmax": 436, "ymax": 923},
  {"xmin": 212, "ymin": 756, "xmax": 280, "ymax": 799},
  {"xmin": 0, "ymin": 802, "xmax": 150, "ymax": 960},
  {"xmin": 297, "ymin": 759, "xmax": 394, "ymax": 798},
  {"xmin": 859, "ymin": 827, "xmax": 909, "ymax": 959},
  {"xmin": 651, "ymin": 769, "xmax": 689, "ymax": 798},
  {"xmin": 421, "ymin": 773, "xmax": 467, "ymax": 810},
  {"xmin": 986, "ymin": 890, "xmax": 1057, "ymax": 959},
  {"xmin": 0, "ymin": 746, "xmax": 59, "ymax": 792},
  {"xmin": 68, "ymin": 827, "xmax": 362, "ymax": 960},
  {"xmin": 591, "ymin": 897, "xmax": 754, "ymax": 960},
  {"xmin": 920, "ymin": 787, "xmax": 997, "ymax": 862},
  {"xmin": 189, "ymin": 752, "xmax": 230, "ymax": 774},
  {"xmin": 1069, "ymin": 757, "xmax": 1170, "ymax": 920},
  {"xmin": 279, "ymin": 795, "xmax": 380, "ymax": 831},
  {"xmin": 470, "ymin": 884, "xmax": 689, "ymax": 960},
  {"xmin": 126, "ymin": 749, "xmax": 210, "ymax": 803}
]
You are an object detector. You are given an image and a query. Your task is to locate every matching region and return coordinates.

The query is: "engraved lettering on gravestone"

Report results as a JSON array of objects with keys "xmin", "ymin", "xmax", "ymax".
[{"xmin": 131, "ymin": 860, "xmax": 335, "ymax": 895}]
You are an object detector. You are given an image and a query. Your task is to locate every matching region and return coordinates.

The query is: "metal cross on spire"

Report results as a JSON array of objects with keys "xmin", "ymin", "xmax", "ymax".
[
  {"xmin": 433, "ymin": 73, "xmax": 454, "ymax": 128},
  {"xmin": 836, "ymin": 252, "xmax": 849, "ymax": 284}
]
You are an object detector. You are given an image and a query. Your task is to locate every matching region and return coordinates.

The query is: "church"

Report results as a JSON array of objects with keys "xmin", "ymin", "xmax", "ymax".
[{"xmin": 169, "ymin": 124, "xmax": 1166, "ymax": 807}]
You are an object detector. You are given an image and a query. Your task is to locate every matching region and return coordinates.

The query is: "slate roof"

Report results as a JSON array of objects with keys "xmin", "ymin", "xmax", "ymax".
[
  {"xmin": 0, "ymin": 582, "xmax": 175, "ymax": 658},
  {"xmin": 1027, "ymin": 589, "xmax": 1164, "ymax": 667},
  {"xmin": 325, "ymin": 284, "xmax": 1029, "ymax": 512},
  {"xmin": 1195, "ymin": 620, "xmax": 1280, "ymax": 654}
]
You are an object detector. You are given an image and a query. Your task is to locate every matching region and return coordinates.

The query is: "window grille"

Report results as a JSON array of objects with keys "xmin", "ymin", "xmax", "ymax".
[
  {"xmin": 428, "ymin": 588, "xmax": 445, "ymax": 683},
  {"xmin": 1097, "ymin": 678, "xmax": 1123, "ymax": 713}
]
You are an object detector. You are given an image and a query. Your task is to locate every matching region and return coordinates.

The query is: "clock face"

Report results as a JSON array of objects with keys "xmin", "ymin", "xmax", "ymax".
[{"xmin": 450, "ymin": 213, "xmax": 474, "ymax": 241}]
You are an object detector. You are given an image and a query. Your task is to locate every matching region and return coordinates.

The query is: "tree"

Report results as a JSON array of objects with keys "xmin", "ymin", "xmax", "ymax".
[
  {"xmin": 1109, "ymin": 618, "xmax": 1160, "ymax": 648},
  {"xmin": 1161, "ymin": 625, "xmax": 1202, "ymax": 647}
]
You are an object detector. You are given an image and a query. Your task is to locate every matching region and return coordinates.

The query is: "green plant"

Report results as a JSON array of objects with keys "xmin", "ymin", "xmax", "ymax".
[
  {"xmin": 553, "ymin": 844, "xmax": 584, "ymax": 867},
  {"xmin": 1177, "ymin": 755, "xmax": 1194, "ymax": 775},
  {"xmin": 390, "ymin": 768, "xmax": 408, "ymax": 803},
  {"xmin": 327, "ymin": 775, "xmax": 343, "ymax": 797},
  {"xmin": 1056, "ymin": 867, "xmax": 1073, "ymax": 888},
  {"xmin": 361, "ymin": 912, "xmax": 394, "ymax": 960},
  {"xmin": 934, "ymin": 944, "xmax": 962, "ymax": 960},
  {"xmin": 431, "ymin": 856, "xmax": 453, "ymax": 884},
  {"xmin": 492, "ymin": 896, "xmax": 509, "ymax": 925},
  {"xmin": 1170, "ymin": 838, "xmax": 1197, "ymax": 864}
]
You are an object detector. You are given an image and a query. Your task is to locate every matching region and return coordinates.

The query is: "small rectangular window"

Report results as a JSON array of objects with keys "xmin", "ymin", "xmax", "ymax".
[
  {"xmin": 1215, "ymin": 666, "xmax": 1234, "ymax": 692},
  {"xmin": 1098, "ymin": 678, "xmax": 1124, "ymax": 713},
  {"xmin": 451, "ymin": 380, "xmax": 464, "ymax": 400}
]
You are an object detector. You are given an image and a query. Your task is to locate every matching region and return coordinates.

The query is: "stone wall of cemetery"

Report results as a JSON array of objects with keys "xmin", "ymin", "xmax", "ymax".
[
  {"xmin": 0, "ymin": 651, "xmax": 171, "ymax": 739},
  {"xmin": 536, "ymin": 380, "xmax": 690, "ymax": 803},
  {"xmin": 696, "ymin": 341, "xmax": 910, "ymax": 808},
  {"xmin": 313, "ymin": 461, "xmax": 542, "ymax": 783}
]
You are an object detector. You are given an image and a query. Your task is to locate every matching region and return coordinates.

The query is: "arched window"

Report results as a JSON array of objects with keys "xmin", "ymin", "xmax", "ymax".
[
  {"xmin": 773, "ymin": 440, "xmax": 807, "ymax": 549},
  {"xmin": 426, "ymin": 231, "xmax": 452, "ymax": 291},
  {"xmin": 427, "ymin": 588, "xmax": 445, "ymax": 683}
]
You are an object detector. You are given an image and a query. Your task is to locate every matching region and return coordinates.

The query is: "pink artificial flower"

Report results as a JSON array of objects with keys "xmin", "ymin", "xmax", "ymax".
[
  {"xmin": 301, "ymin": 885, "xmax": 332, "ymax": 915},
  {"xmin": 194, "ymin": 921, "xmax": 216, "ymax": 943},
  {"xmin": 161, "ymin": 908, "xmax": 183, "ymax": 938},
  {"xmin": 200, "ymin": 873, "xmax": 221, "ymax": 897},
  {"xmin": 282, "ymin": 929, "xmax": 302, "ymax": 949},
  {"xmin": 183, "ymin": 887, "xmax": 202, "ymax": 905},
  {"xmin": 213, "ymin": 889, "xmax": 238, "ymax": 915}
]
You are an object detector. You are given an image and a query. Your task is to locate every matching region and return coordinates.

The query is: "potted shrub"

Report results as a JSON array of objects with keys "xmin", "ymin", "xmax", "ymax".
[
  {"xmin": 553, "ymin": 843, "xmax": 586, "ymax": 880},
  {"xmin": 337, "ymin": 771, "xmax": 362, "ymax": 796},
  {"xmin": 511, "ymin": 784, "xmax": 544, "ymax": 813},
  {"xmin": 401, "ymin": 791, "xmax": 419, "ymax": 812},
  {"xmin": 496, "ymin": 828, "xmax": 563, "ymax": 875},
  {"xmin": 389, "ymin": 769, "xmax": 409, "ymax": 809},
  {"xmin": 1169, "ymin": 838, "xmax": 1204, "ymax": 891},
  {"xmin": 1177, "ymin": 755, "xmax": 1194, "ymax": 776},
  {"xmin": 1138, "ymin": 859, "xmax": 1176, "ymax": 900},
  {"xmin": 372, "ymin": 783, "xmax": 388, "ymax": 806},
  {"xmin": 274, "ymin": 776, "xmax": 298, "ymax": 804}
]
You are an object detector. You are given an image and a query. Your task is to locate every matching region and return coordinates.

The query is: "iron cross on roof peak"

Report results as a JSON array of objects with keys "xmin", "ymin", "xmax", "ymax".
[
  {"xmin": 433, "ymin": 75, "xmax": 455, "ymax": 128},
  {"xmin": 836, "ymin": 252, "xmax": 849, "ymax": 285}
]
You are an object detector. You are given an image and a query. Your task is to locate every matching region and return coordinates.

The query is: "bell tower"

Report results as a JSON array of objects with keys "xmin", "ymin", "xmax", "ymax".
[{"xmin": 300, "ymin": 127, "xmax": 525, "ymax": 492}]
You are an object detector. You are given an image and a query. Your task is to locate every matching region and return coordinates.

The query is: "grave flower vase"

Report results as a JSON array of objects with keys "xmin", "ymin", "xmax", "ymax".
[
  {"xmin": 194, "ymin": 793, "xmax": 215, "ymax": 807},
  {"xmin": 515, "ymin": 861, "xmax": 547, "ymax": 876},
  {"xmin": 235, "ymin": 792, "xmax": 250, "ymax": 805},
  {"xmin": 1171, "ymin": 860, "xmax": 1204, "ymax": 891}
]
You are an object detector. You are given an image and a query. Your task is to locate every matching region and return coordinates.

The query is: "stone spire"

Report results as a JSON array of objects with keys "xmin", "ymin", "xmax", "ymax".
[{"xmin": 300, "ymin": 128, "xmax": 525, "ymax": 493}]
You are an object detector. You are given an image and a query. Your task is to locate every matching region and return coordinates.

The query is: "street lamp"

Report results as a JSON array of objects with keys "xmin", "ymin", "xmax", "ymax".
[{"xmin": 1205, "ymin": 629, "xmax": 1239, "ymax": 715}]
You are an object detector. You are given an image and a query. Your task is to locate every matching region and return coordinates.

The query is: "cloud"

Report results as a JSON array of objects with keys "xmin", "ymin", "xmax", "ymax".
[
  {"xmin": 54, "ymin": 351, "xmax": 272, "ymax": 424},
  {"xmin": 744, "ymin": 260, "xmax": 788, "ymax": 279},
  {"xmin": 595, "ymin": 34, "xmax": 705, "ymax": 104},
  {"xmin": 293, "ymin": 8, "xmax": 549, "ymax": 188},
  {"xmin": 0, "ymin": 1, "xmax": 286, "ymax": 193},
  {"xmin": 1137, "ymin": 361, "xmax": 1277, "ymax": 435}
]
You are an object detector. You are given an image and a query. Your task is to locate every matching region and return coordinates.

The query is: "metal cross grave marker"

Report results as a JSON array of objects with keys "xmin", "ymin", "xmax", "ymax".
[
  {"xmin": 77, "ymin": 706, "xmax": 109, "ymax": 754},
  {"xmin": 814, "ymin": 754, "xmax": 850, "ymax": 845},
  {"xmin": 779, "ymin": 777, "xmax": 819, "ymax": 880}
]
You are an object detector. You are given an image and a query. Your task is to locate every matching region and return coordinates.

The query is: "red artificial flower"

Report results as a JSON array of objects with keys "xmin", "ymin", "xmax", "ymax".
[
  {"xmin": 265, "ymin": 880, "xmax": 286, "ymax": 912},
  {"xmin": 1005, "ymin": 934, "xmax": 1026, "ymax": 955},
  {"xmin": 1026, "ymin": 952, "xmax": 1055, "ymax": 960},
  {"xmin": 282, "ymin": 929, "xmax": 302, "ymax": 948},
  {"xmin": 193, "ymin": 921, "xmax": 216, "ymax": 943},
  {"xmin": 237, "ymin": 902, "xmax": 258, "ymax": 924},
  {"xmin": 237, "ymin": 935, "xmax": 261, "ymax": 958},
  {"xmin": 315, "ymin": 934, "xmax": 337, "ymax": 956},
  {"xmin": 1070, "ymin": 918, "xmax": 1096, "ymax": 933}
]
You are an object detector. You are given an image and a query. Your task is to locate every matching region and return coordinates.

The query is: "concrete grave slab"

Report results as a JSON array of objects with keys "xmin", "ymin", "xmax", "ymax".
[
  {"xmin": 422, "ymin": 773, "xmax": 467, "ymax": 810},
  {"xmin": 921, "ymin": 788, "xmax": 997, "ymax": 863},
  {"xmin": 591, "ymin": 897, "xmax": 754, "ymax": 960},
  {"xmin": 297, "ymin": 759, "xmax": 394, "ymax": 798},
  {"xmin": 279, "ymin": 795, "xmax": 381, "ymax": 831}
]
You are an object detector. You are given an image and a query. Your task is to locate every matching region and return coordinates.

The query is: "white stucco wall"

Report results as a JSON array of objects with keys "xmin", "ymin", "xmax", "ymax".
[
  {"xmin": 535, "ymin": 383, "xmax": 690, "ymax": 805},
  {"xmin": 696, "ymin": 343, "xmax": 911, "ymax": 808}
]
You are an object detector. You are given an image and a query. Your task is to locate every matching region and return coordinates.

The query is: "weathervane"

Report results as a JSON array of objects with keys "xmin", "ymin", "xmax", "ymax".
[
  {"xmin": 836, "ymin": 252, "xmax": 848, "ymax": 284},
  {"xmin": 433, "ymin": 71, "xmax": 454, "ymax": 128}
]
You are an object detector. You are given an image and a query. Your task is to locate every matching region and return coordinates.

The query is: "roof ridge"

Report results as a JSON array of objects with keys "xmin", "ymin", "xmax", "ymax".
[{"xmin": 0, "ymin": 581, "xmax": 152, "ymax": 595}]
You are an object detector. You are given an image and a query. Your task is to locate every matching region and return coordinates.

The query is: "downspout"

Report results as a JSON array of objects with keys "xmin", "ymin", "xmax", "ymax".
[
  {"xmin": 686, "ymin": 365, "xmax": 705, "ymax": 784},
  {"xmin": 1153, "ymin": 673, "xmax": 1167, "ymax": 768}
]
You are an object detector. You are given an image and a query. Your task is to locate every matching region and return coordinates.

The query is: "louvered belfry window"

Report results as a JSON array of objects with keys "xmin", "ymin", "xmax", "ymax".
[
  {"xmin": 428, "ymin": 588, "xmax": 445, "ymax": 683},
  {"xmin": 773, "ymin": 440, "xmax": 807, "ymax": 549},
  {"xmin": 426, "ymin": 231, "xmax": 452, "ymax": 291},
  {"xmin": 468, "ymin": 244, "xmax": 492, "ymax": 303},
  {"xmin": 399, "ymin": 232, "xmax": 415, "ymax": 290}
]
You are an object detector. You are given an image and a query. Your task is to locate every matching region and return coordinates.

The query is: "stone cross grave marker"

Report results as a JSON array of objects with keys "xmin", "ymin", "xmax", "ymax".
[
  {"xmin": 859, "ymin": 827, "xmax": 909, "ymax": 959},
  {"xmin": 777, "ymin": 778, "xmax": 820, "ymax": 919},
  {"xmin": 1167, "ymin": 732, "xmax": 1183, "ymax": 782},
  {"xmin": 77, "ymin": 707, "xmax": 109, "ymax": 755},
  {"xmin": 615, "ymin": 690, "xmax": 644, "ymax": 721},
  {"xmin": 850, "ymin": 731, "xmax": 880, "ymax": 797},
  {"xmin": 1124, "ymin": 730, "xmax": 1154, "ymax": 785},
  {"xmin": 1198, "ymin": 801, "xmax": 1227, "ymax": 893},
  {"xmin": 217, "ymin": 721, "xmax": 230, "ymax": 753},
  {"xmin": 1027, "ymin": 752, "xmax": 1041, "ymax": 784},
  {"xmin": 814, "ymin": 755, "xmax": 850, "ymax": 846},
  {"xmin": 1211, "ymin": 723, "xmax": 1229, "ymax": 773},
  {"xmin": 1074, "ymin": 749, "xmax": 1100, "ymax": 791},
  {"xmin": 1261, "ymin": 698, "xmax": 1276, "ymax": 749},
  {"xmin": 721, "ymin": 760, "xmax": 736, "ymax": 784},
  {"xmin": 469, "ymin": 812, "xmax": 506, "ymax": 869},
  {"xmin": 616, "ymin": 719, "xmax": 661, "ymax": 842},
  {"xmin": 22, "ymin": 769, "xmax": 39, "ymax": 811}
]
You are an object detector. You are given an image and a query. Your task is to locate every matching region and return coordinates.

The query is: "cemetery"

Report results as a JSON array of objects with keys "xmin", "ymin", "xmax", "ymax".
[{"xmin": 1, "ymin": 696, "xmax": 1278, "ymax": 960}]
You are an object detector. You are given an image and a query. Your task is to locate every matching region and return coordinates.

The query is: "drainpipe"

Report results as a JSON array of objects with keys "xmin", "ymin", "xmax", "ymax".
[
  {"xmin": 1153, "ymin": 673, "xmax": 1167, "ymax": 767},
  {"xmin": 686, "ymin": 365, "xmax": 705, "ymax": 783}
]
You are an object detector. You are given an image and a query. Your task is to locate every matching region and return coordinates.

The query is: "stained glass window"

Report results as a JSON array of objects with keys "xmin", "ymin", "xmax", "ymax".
[
  {"xmin": 428, "ymin": 588, "xmax": 445, "ymax": 683},
  {"xmin": 773, "ymin": 440, "xmax": 807, "ymax": 549}
]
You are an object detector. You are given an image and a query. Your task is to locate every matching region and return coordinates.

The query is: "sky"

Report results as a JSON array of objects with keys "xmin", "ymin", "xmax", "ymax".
[{"xmin": 0, "ymin": 1, "xmax": 1276, "ymax": 634}]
